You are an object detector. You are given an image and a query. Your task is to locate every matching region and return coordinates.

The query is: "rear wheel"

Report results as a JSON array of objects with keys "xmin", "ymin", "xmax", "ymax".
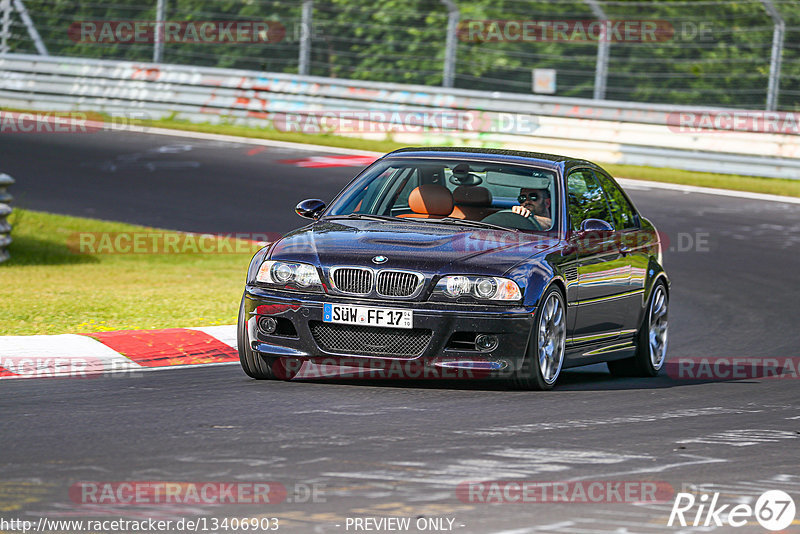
[
  {"xmin": 237, "ymin": 295, "xmax": 297, "ymax": 380},
  {"xmin": 607, "ymin": 280, "xmax": 668, "ymax": 377},
  {"xmin": 513, "ymin": 286, "xmax": 566, "ymax": 390}
]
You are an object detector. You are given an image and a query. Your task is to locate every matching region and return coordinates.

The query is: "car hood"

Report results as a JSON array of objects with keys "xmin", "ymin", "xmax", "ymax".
[{"xmin": 268, "ymin": 218, "xmax": 560, "ymax": 277}]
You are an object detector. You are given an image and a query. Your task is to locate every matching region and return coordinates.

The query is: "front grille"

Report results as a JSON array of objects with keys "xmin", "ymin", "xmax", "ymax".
[
  {"xmin": 310, "ymin": 322, "xmax": 432, "ymax": 357},
  {"xmin": 331, "ymin": 267, "xmax": 373, "ymax": 295},
  {"xmin": 376, "ymin": 270, "xmax": 422, "ymax": 297}
]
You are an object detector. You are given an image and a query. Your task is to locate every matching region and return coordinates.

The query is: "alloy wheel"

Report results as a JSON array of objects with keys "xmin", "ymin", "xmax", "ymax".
[{"xmin": 538, "ymin": 292, "xmax": 566, "ymax": 384}]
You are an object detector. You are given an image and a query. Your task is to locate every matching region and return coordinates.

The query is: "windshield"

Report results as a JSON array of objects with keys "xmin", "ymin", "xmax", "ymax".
[{"xmin": 325, "ymin": 158, "xmax": 558, "ymax": 232}]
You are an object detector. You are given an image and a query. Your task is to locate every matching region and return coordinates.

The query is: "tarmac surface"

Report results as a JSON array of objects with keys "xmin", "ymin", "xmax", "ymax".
[{"xmin": 2, "ymin": 129, "xmax": 799, "ymax": 533}]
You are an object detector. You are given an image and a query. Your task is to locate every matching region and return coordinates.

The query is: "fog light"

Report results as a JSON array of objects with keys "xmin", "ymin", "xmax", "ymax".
[
  {"xmin": 258, "ymin": 316, "xmax": 277, "ymax": 335},
  {"xmin": 475, "ymin": 334, "xmax": 498, "ymax": 352}
]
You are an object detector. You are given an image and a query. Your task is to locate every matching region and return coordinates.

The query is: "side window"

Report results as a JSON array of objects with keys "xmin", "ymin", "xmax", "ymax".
[
  {"xmin": 595, "ymin": 172, "xmax": 638, "ymax": 230},
  {"xmin": 566, "ymin": 170, "xmax": 613, "ymax": 231}
]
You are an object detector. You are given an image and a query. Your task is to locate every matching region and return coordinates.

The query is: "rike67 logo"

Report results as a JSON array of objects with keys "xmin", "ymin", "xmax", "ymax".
[{"xmin": 668, "ymin": 490, "xmax": 796, "ymax": 531}]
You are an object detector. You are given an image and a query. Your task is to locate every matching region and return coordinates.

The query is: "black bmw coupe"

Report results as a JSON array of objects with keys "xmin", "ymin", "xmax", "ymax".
[{"xmin": 238, "ymin": 147, "xmax": 669, "ymax": 389}]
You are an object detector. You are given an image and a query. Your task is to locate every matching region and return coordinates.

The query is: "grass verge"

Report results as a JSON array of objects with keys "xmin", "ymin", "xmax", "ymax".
[
  {"xmin": 1, "ymin": 209, "xmax": 257, "ymax": 335},
  {"xmin": 605, "ymin": 164, "xmax": 800, "ymax": 198}
]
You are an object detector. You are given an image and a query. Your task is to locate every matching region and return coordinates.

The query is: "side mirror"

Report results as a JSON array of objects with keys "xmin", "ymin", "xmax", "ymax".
[
  {"xmin": 580, "ymin": 218, "xmax": 614, "ymax": 232},
  {"xmin": 295, "ymin": 199, "xmax": 326, "ymax": 219}
]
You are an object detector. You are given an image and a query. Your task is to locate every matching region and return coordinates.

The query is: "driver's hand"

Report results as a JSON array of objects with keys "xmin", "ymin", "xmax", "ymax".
[
  {"xmin": 511, "ymin": 205, "xmax": 531, "ymax": 218},
  {"xmin": 534, "ymin": 215, "xmax": 552, "ymax": 229}
]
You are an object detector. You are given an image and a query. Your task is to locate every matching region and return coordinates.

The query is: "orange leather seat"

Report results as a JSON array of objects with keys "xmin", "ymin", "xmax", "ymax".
[
  {"xmin": 449, "ymin": 186, "xmax": 495, "ymax": 220},
  {"xmin": 397, "ymin": 184, "xmax": 454, "ymax": 219}
]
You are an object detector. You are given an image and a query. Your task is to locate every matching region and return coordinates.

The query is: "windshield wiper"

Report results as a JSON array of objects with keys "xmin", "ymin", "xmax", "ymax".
[
  {"xmin": 416, "ymin": 217, "xmax": 516, "ymax": 232},
  {"xmin": 325, "ymin": 213, "xmax": 398, "ymax": 222}
]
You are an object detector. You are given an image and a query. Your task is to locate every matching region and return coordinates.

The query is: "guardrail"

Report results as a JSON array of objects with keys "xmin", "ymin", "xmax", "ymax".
[
  {"xmin": 0, "ymin": 173, "xmax": 14, "ymax": 264},
  {"xmin": 0, "ymin": 53, "xmax": 798, "ymax": 179}
]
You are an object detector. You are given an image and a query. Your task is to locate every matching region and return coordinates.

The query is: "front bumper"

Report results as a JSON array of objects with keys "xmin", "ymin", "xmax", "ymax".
[{"xmin": 243, "ymin": 286, "xmax": 536, "ymax": 376}]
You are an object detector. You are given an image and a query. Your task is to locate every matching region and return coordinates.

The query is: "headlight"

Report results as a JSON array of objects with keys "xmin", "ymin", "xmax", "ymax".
[
  {"xmin": 445, "ymin": 275, "xmax": 471, "ymax": 296},
  {"xmin": 256, "ymin": 260, "xmax": 323, "ymax": 291},
  {"xmin": 474, "ymin": 277, "xmax": 497, "ymax": 299},
  {"xmin": 435, "ymin": 275, "xmax": 522, "ymax": 302}
]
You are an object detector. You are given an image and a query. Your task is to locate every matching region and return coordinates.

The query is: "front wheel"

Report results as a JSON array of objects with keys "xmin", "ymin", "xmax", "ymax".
[
  {"xmin": 607, "ymin": 280, "xmax": 668, "ymax": 377},
  {"xmin": 513, "ymin": 286, "xmax": 567, "ymax": 390}
]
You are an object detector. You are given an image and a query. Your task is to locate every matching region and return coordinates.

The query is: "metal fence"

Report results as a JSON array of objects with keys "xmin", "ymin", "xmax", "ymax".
[
  {"xmin": 1, "ymin": 53, "xmax": 798, "ymax": 179},
  {"xmin": 0, "ymin": 173, "xmax": 13, "ymax": 264},
  {"xmin": 1, "ymin": 0, "xmax": 799, "ymax": 112}
]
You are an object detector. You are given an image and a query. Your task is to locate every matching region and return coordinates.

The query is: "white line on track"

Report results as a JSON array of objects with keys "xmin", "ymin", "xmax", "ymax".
[
  {"xmin": 99, "ymin": 122, "xmax": 383, "ymax": 156},
  {"xmin": 565, "ymin": 454, "xmax": 728, "ymax": 481},
  {"xmin": 617, "ymin": 178, "xmax": 800, "ymax": 204},
  {"xmin": 122, "ymin": 360, "xmax": 240, "ymax": 374}
]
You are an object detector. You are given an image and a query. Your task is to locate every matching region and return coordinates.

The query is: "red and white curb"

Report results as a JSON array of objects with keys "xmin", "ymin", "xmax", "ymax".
[
  {"xmin": 0, "ymin": 326, "xmax": 386, "ymax": 381},
  {"xmin": 278, "ymin": 154, "xmax": 378, "ymax": 168},
  {"xmin": 0, "ymin": 326, "xmax": 477, "ymax": 382},
  {"xmin": 0, "ymin": 325, "xmax": 239, "ymax": 379}
]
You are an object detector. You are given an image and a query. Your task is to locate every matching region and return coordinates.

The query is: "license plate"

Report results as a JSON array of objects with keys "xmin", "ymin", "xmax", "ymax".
[{"xmin": 323, "ymin": 303, "xmax": 413, "ymax": 329}]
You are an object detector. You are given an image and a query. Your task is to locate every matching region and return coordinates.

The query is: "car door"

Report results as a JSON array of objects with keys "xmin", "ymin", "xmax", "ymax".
[
  {"xmin": 594, "ymin": 170, "xmax": 646, "ymax": 336},
  {"xmin": 566, "ymin": 169, "xmax": 630, "ymax": 346}
]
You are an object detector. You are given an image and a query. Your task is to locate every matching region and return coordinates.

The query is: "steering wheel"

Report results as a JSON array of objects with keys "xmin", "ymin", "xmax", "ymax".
[{"xmin": 481, "ymin": 209, "xmax": 542, "ymax": 231}]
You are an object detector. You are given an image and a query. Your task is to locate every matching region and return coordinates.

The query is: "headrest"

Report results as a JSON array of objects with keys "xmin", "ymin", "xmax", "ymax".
[
  {"xmin": 453, "ymin": 185, "xmax": 492, "ymax": 206},
  {"xmin": 408, "ymin": 184, "xmax": 454, "ymax": 216}
]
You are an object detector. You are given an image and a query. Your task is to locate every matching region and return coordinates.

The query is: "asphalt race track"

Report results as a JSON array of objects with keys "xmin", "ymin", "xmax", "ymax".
[{"xmin": 2, "ymin": 130, "xmax": 799, "ymax": 533}]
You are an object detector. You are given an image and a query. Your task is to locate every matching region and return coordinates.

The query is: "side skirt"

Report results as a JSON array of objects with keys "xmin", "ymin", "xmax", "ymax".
[{"xmin": 563, "ymin": 335, "xmax": 637, "ymax": 369}]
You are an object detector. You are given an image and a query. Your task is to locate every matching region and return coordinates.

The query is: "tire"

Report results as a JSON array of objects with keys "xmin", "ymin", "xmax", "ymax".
[
  {"xmin": 237, "ymin": 295, "xmax": 297, "ymax": 380},
  {"xmin": 513, "ymin": 286, "xmax": 567, "ymax": 390},
  {"xmin": 607, "ymin": 280, "xmax": 668, "ymax": 378}
]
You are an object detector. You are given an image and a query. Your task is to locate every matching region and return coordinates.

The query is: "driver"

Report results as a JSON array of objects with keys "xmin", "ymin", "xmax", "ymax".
[{"xmin": 512, "ymin": 187, "xmax": 552, "ymax": 230}]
